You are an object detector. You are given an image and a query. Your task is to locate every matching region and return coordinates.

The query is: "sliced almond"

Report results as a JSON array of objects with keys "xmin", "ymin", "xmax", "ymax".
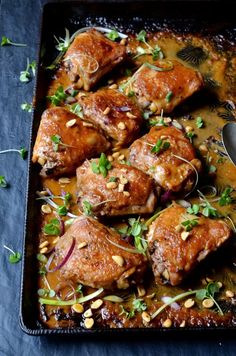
[
  {"xmin": 137, "ymin": 286, "xmax": 146, "ymax": 297},
  {"xmin": 38, "ymin": 157, "xmax": 46, "ymax": 166},
  {"xmin": 106, "ymin": 181, "xmax": 118, "ymax": 189},
  {"xmin": 123, "ymin": 191, "xmax": 130, "ymax": 197},
  {"xmin": 39, "ymin": 240, "xmax": 49, "ymax": 249},
  {"xmin": 202, "ymin": 298, "xmax": 214, "ymax": 308},
  {"xmin": 78, "ymin": 242, "xmax": 87, "ymax": 249},
  {"xmin": 103, "ymin": 106, "xmax": 111, "ymax": 115},
  {"xmin": 120, "ymin": 38, "xmax": 127, "ymax": 45},
  {"xmin": 66, "ymin": 119, "xmax": 76, "ymax": 128},
  {"xmin": 91, "ymin": 299, "xmax": 103, "ymax": 310},
  {"xmin": 58, "ymin": 177, "xmax": 71, "ymax": 184},
  {"xmin": 149, "ymin": 102, "xmax": 157, "ymax": 113},
  {"xmin": 181, "ymin": 231, "xmax": 190, "ymax": 241},
  {"xmin": 109, "ymin": 83, "xmax": 118, "ymax": 89},
  {"xmin": 72, "ymin": 303, "xmax": 84, "ymax": 313},
  {"xmin": 142, "ymin": 311, "xmax": 151, "ymax": 323},
  {"xmin": 184, "ymin": 298, "xmax": 195, "ymax": 309},
  {"xmin": 118, "ymin": 154, "xmax": 125, "ymax": 161},
  {"xmin": 120, "ymin": 176, "xmax": 128, "ymax": 185},
  {"xmin": 112, "ymin": 255, "xmax": 124, "ymax": 267},
  {"xmin": 180, "ymin": 320, "xmax": 186, "ymax": 328},
  {"xmin": 118, "ymin": 122, "xmax": 126, "ymax": 130},
  {"xmin": 162, "ymin": 318, "xmax": 172, "ymax": 328},
  {"xmin": 185, "ymin": 125, "xmax": 194, "ymax": 133},
  {"xmin": 40, "ymin": 247, "xmax": 48, "ymax": 254},
  {"xmin": 118, "ymin": 183, "xmax": 124, "ymax": 193},
  {"xmin": 107, "ymin": 155, "xmax": 114, "ymax": 162},
  {"xmin": 83, "ymin": 308, "xmax": 92, "ymax": 318},
  {"xmin": 225, "ymin": 290, "xmax": 234, "ymax": 298},
  {"xmin": 112, "ymin": 152, "xmax": 120, "ymax": 158},
  {"xmin": 126, "ymin": 112, "xmax": 137, "ymax": 119},
  {"xmin": 162, "ymin": 269, "xmax": 170, "ymax": 281},
  {"xmin": 41, "ymin": 204, "xmax": 52, "ymax": 214},
  {"xmin": 84, "ymin": 318, "xmax": 94, "ymax": 329},
  {"xmin": 83, "ymin": 122, "xmax": 94, "ymax": 127}
]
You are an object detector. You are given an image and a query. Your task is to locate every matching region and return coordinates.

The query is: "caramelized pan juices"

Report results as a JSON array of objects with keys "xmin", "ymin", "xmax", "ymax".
[{"xmin": 33, "ymin": 21, "xmax": 236, "ymax": 331}]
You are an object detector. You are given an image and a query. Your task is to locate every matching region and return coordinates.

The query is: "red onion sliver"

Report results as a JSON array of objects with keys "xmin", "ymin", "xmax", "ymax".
[
  {"xmin": 161, "ymin": 296, "xmax": 180, "ymax": 310},
  {"xmin": 46, "ymin": 237, "xmax": 75, "ymax": 273}
]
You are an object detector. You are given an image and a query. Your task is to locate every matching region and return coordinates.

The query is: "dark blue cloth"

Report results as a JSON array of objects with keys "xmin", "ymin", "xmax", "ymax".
[{"xmin": 0, "ymin": 0, "xmax": 236, "ymax": 355}]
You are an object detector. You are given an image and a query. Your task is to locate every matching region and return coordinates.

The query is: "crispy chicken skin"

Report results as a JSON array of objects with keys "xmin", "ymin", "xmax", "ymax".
[
  {"xmin": 76, "ymin": 160, "xmax": 157, "ymax": 216},
  {"xmin": 147, "ymin": 204, "xmax": 232, "ymax": 286},
  {"xmin": 55, "ymin": 216, "xmax": 147, "ymax": 290},
  {"xmin": 128, "ymin": 60, "xmax": 203, "ymax": 113},
  {"xmin": 64, "ymin": 29, "xmax": 126, "ymax": 91},
  {"xmin": 32, "ymin": 107, "xmax": 110, "ymax": 177},
  {"xmin": 78, "ymin": 89, "xmax": 143, "ymax": 147},
  {"xmin": 129, "ymin": 126, "xmax": 201, "ymax": 194}
]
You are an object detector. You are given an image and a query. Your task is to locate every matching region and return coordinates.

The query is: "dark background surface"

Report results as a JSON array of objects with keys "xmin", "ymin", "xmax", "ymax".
[{"xmin": 0, "ymin": 0, "xmax": 235, "ymax": 355}]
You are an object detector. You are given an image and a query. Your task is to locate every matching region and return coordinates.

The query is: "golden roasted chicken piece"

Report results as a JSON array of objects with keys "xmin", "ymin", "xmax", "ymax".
[
  {"xmin": 55, "ymin": 216, "xmax": 147, "ymax": 290},
  {"xmin": 32, "ymin": 107, "xmax": 110, "ymax": 177},
  {"xmin": 129, "ymin": 126, "xmax": 201, "ymax": 194},
  {"xmin": 76, "ymin": 159, "xmax": 157, "ymax": 216},
  {"xmin": 64, "ymin": 29, "xmax": 126, "ymax": 91},
  {"xmin": 78, "ymin": 89, "xmax": 143, "ymax": 147},
  {"xmin": 147, "ymin": 203, "xmax": 232, "ymax": 286},
  {"xmin": 127, "ymin": 60, "xmax": 203, "ymax": 114}
]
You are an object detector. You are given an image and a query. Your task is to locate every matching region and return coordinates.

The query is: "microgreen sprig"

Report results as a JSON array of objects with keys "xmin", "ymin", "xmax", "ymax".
[
  {"xmin": 51, "ymin": 135, "xmax": 72, "ymax": 152},
  {"xmin": 21, "ymin": 102, "xmax": 33, "ymax": 112},
  {"xmin": 54, "ymin": 28, "xmax": 70, "ymax": 52},
  {"xmin": 43, "ymin": 218, "xmax": 61, "ymax": 236},
  {"xmin": 1, "ymin": 36, "xmax": 26, "ymax": 47},
  {"xmin": 135, "ymin": 30, "xmax": 164, "ymax": 61},
  {"xmin": 47, "ymin": 86, "xmax": 68, "ymax": 106},
  {"xmin": 219, "ymin": 187, "xmax": 233, "ymax": 206},
  {"xmin": 106, "ymin": 29, "xmax": 120, "ymax": 41},
  {"xmin": 118, "ymin": 217, "xmax": 148, "ymax": 254},
  {"xmin": 69, "ymin": 103, "xmax": 83, "ymax": 118},
  {"xmin": 0, "ymin": 147, "xmax": 27, "ymax": 160},
  {"xmin": 181, "ymin": 218, "xmax": 199, "ymax": 231},
  {"xmin": 151, "ymin": 139, "xmax": 170, "ymax": 154},
  {"xmin": 91, "ymin": 153, "xmax": 112, "ymax": 178},
  {"xmin": 0, "ymin": 175, "xmax": 8, "ymax": 188},
  {"xmin": 196, "ymin": 116, "xmax": 204, "ymax": 128},
  {"xmin": 3, "ymin": 245, "xmax": 22, "ymax": 264},
  {"xmin": 19, "ymin": 58, "xmax": 36, "ymax": 83}
]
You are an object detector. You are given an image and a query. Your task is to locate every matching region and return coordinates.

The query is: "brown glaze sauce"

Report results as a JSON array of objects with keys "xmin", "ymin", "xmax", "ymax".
[{"xmin": 37, "ymin": 31, "xmax": 236, "ymax": 329}]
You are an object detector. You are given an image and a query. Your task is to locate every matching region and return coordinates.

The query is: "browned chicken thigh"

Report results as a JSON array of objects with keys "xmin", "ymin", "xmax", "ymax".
[
  {"xmin": 129, "ymin": 126, "xmax": 201, "ymax": 194},
  {"xmin": 76, "ymin": 159, "xmax": 157, "ymax": 216},
  {"xmin": 55, "ymin": 216, "xmax": 147, "ymax": 290},
  {"xmin": 77, "ymin": 88, "xmax": 143, "ymax": 147},
  {"xmin": 147, "ymin": 204, "xmax": 232, "ymax": 286},
  {"xmin": 127, "ymin": 60, "xmax": 203, "ymax": 113},
  {"xmin": 32, "ymin": 107, "xmax": 110, "ymax": 177},
  {"xmin": 63, "ymin": 29, "xmax": 126, "ymax": 91}
]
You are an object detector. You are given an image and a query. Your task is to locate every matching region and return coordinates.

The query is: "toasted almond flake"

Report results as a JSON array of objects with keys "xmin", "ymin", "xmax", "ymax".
[
  {"xmin": 78, "ymin": 92, "xmax": 87, "ymax": 98},
  {"xmin": 202, "ymin": 298, "xmax": 214, "ymax": 308},
  {"xmin": 84, "ymin": 308, "xmax": 93, "ymax": 318},
  {"xmin": 199, "ymin": 144, "xmax": 208, "ymax": 153},
  {"xmin": 40, "ymin": 247, "xmax": 48, "ymax": 254},
  {"xmin": 162, "ymin": 269, "xmax": 170, "ymax": 281},
  {"xmin": 41, "ymin": 204, "xmax": 52, "ymax": 214},
  {"xmin": 185, "ymin": 126, "xmax": 194, "ymax": 133},
  {"xmin": 109, "ymin": 83, "xmax": 118, "ymax": 89},
  {"xmin": 39, "ymin": 240, "xmax": 49, "ymax": 249},
  {"xmin": 118, "ymin": 183, "xmax": 124, "ymax": 193},
  {"xmin": 142, "ymin": 311, "xmax": 151, "ymax": 323},
  {"xmin": 123, "ymin": 191, "xmax": 130, "ymax": 197},
  {"xmin": 160, "ymin": 135, "xmax": 168, "ymax": 140},
  {"xmin": 175, "ymin": 225, "xmax": 182, "ymax": 232},
  {"xmin": 66, "ymin": 119, "xmax": 76, "ymax": 128},
  {"xmin": 72, "ymin": 303, "xmax": 84, "ymax": 313},
  {"xmin": 103, "ymin": 106, "xmax": 111, "ymax": 115},
  {"xmin": 91, "ymin": 299, "xmax": 103, "ymax": 310},
  {"xmin": 58, "ymin": 177, "xmax": 71, "ymax": 184},
  {"xmin": 112, "ymin": 152, "xmax": 120, "ymax": 158},
  {"xmin": 162, "ymin": 318, "xmax": 172, "ymax": 328},
  {"xmin": 83, "ymin": 122, "xmax": 94, "ymax": 127},
  {"xmin": 146, "ymin": 292, "xmax": 155, "ymax": 299},
  {"xmin": 84, "ymin": 318, "xmax": 94, "ymax": 329},
  {"xmin": 118, "ymin": 154, "xmax": 125, "ymax": 161},
  {"xmin": 38, "ymin": 157, "xmax": 46, "ymax": 166},
  {"xmin": 106, "ymin": 181, "xmax": 118, "ymax": 189},
  {"xmin": 163, "ymin": 117, "xmax": 172, "ymax": 124},
  {"xmin": 137, "ymin": 286, "xmax": 146, "ymax": 297},
  {"xmin": 120, "ymin": 38, "xmax": 127, "ymax": 45},
  {"xmin": 120, "ymin": 176, "xmax": 128, "ymax": 185},
  {"xmin": 180, "ymin": 320, "xmax": 186, "ymax": 328},
  {"xmin": 112, "ymin": 146, "xmax": 120, "ymax": 152},
  {"xmin": 78, "ymin": 242, "xmax": 87, "ymax": 249},
  {"xmin": 108, "ymin": 79, "xmax": 114, "ymax": 84},
  {"xmin": 77, "ymin": 78, "xmax": 83, "ymax": 89},
  {"xmin": 108, "ymin": 155, "xmax": 113, "ymax": 162},
  {"xmin": 181, "ymin": 231, "xmax": 190, "ymax": 241},
  {"xmin": 38, "ymin": 190, "xmax": 48, "ymax": 196},
  {"xmin": 53, "ymin": 237, "xmax": 59, "ymax": 244},
  {"xmin": 126, "ymin": 112, "xmax": 137, "ymax": 119},
  {"xmin": 184, "ymin": 298, "xmax": 195, "ymax": 309},
  {"xmin": 112, "ymin": 255, "xmax": 124, "ymax": 267},
  {"xmin": 217, "ymin": 281, "xmax": 223, "ymax": 289},
  {"xmin": 149, "ymin": 102, "xmax": 157, "ymax": 113},
  {"xmin": 118, "ymin": 122, "xmax": 126, "ymax": 130},
  {"xmin": 225, "ymin": 290, "xmax": 234, "ymax": 298}
]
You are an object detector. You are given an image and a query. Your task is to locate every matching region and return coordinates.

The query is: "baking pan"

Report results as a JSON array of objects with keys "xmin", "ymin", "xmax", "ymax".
[{"xmin": 20, "ymin": 0, "xmax": 236, "ymax": 335}]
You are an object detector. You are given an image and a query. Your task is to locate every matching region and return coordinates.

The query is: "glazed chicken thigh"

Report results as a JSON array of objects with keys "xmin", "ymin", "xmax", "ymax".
[
  {"xmin": 77, "ymin": 88, "xmax": 143, "ymax": 147},
  {"xmin": 77, "ymin": 159, "xmax": 157, "ymax": 216},
  {"xmin": 32, "ymin": 107, "xmax": 110, "ymax": 177},
  {"xmin": 127, "ymin": 60, "xmax": 203, "ymax": 114},
  {"xmin": 55, "ymin": 216, "xmax": 147, "ymax": 290},
  {"xmin": 64, "ymin": 29, "xmax": 126, "ymax": 91},
  {"xmin": 148, "ymin": 204, "xmax": 232, "ymax": 286},
  {"xmin": 129, "ymin": 126, "xmax": 201, "ymax": 194}
]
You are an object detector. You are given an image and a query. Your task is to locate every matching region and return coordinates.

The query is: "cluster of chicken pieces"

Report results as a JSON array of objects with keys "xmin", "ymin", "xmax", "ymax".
[{"xmin": 33, "ymin": 29, "xmax": 231, "ymax": 291}]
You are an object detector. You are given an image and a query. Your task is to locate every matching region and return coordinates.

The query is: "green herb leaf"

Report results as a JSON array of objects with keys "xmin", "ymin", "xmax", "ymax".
[
  {"xmin": 208, "ymin": 165, "xmax": 217, "ymax": 173},
  {"xmin": 136, "ymin": 30, "xmax": 147, "ymax": 43},
  {"xmin": 218, "ymin": 187, "xmax": 233, "ymax": 206},
  {"xmin": 20, "ymin": 58, "xmax": 36, "ymax": 83},
  {"xmin": 55, "ymin": 28, "xmax": 70, "ymax": 52},
  {"xmin": 19, "ymin": 148, "xmax": 27, "ymax": 159},
  {"xmin": 132, "ymin": 298, "xmax": 147, "ymax": 312},
  {"xmin": 195, "ymin": 288, "xmax": 207, "ymax": 300},
  {"xmin": 196, "ymin": 116, "xmax": 204, "ymax": 128},
  {"xmin": 185, "ymin": 131, "xmax": 196, "ymax": 143},
  {"xmin": 64, "ymin": 192, "xmax": 72, "ymax": 205},
  {"xmin": 127, "ymin": 217, "xmax": 148, "ymax": 254},
  {"xmin": 1, "ymin": 36, "xmax": 26, "ymax": 47},
  {"xmin": 144, "ymin": 62, "xmax": 173, "ymax": 72},
  {"xmin": 181, "ymin": 218, "xmax": 199, "ymax": 231},
  {"xmin": 43, "ymin": 218, "xmax": 60, "ymax": 235},
  {"xmin": 82, "ymin": 200, "xmax": 93, "ymax": 216},
  {"xmin": 152, "ymin": 46, "xmax": 164, "ymax": 60},
  {"xmin": 106, "ymin": 29, "xmax": 120, "ymax": 41},
  {"xmin": 47, "ymin": 86, "xmax": 68, "ymax": 106},
  {"xmin": 21, "ymin": 102, "xmax": 33, "ymax": 112},
  {"xmin": 70, "ymin": 103, "xmax": 83, "ymax": 118},
  {"xmin": 0, "ymin": 175, "xmax": 7, "ymax": 188},
  {"xmin": 151, "ymin": 139, "xmax": 170, "ymax": 154},
  {"xmin": 9, "ymin": 251, "xmax": 21, "ymax": 264},
  {"xmin": 187, "ymin": 204, "xmax": 200, "ymax": 215},
  {"xmin": 91, "ymin": 153, "xmax": 112, "ymax": 178},
  {"xmin": 37, "ymin": 253, "xmax": 48, "ymax": 263},
  {"xmin": 165, "ymin": 91, "xmax": 173, "ymax": 103},
  {"xmin": 57, "ymin": 205, "xmax": 68, "ymax": 216},
  {"xmin": 76, "ymin": 284, "xmax": 83, "ymax": 295}
]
